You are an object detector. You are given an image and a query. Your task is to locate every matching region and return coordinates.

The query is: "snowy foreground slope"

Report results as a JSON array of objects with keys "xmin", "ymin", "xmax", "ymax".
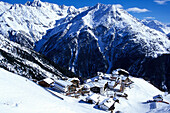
[
  {"xmin": 0, "ymin": 68, "xmax": 103, "ymax": 113},
  {"xmin": 0, "ymin": 68, "xmax": 169, "ymax": 113}
]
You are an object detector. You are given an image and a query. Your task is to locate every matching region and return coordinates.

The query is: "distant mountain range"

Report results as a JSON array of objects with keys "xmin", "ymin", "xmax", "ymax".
[
  {"xmin": 0, "ymin": 0, "xmax": 169, "ymax": 92},
  {"xmin": 0, "ymin": 0, "xmax": 88, "ymax": 48}
]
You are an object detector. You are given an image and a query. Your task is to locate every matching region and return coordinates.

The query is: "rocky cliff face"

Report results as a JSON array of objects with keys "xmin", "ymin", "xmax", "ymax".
[{"xmin": 36, "ymin": 4, "xmax": 170, "ymax": 91}]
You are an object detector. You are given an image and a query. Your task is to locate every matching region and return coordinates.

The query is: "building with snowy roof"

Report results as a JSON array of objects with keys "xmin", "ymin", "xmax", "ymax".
[
  {"xmin": 153, "ymin": 94, "xmax": 163, "ymax": 101},
  {"xmin": 86, "ymin": 93, "xmax": 107, "ymax": 104},
  {"xmin": 112, "ymin": 68, "xmax": 129, "ymax": 76},
  {"xmin": 53, "ymin": 80, "xmax": 77, "ymax": 93},
  {"xmin": 98, "ymin": 98, "xmax": 119, "ymax": 111},
  {"xmin": 38, "ymin": 78, "xmax": 54, "ymax": 87},
  {"xmin": 68, "ymin": 77, "xmax": 80, "ymax": 87},
  {"xmin": 87, "ymin": 80, "xmax": 108, "ymax": 94}
]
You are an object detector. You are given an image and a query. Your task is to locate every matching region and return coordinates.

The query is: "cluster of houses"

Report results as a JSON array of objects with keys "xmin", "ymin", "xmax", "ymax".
[
  {"xmin": 37, "ymin": 68, "xmax": 134, "ymax": 111},
  {"xmin": 83, "ymin": 69, "xmax": 133, "ymax": 111},
  {"xmin": 38, "ymin": 77, "xmax": 81, "ymax": 97}
]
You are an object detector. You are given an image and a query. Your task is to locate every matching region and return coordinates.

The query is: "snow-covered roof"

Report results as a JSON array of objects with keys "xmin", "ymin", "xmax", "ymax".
[
  {"xmin": 103, "ymin": 74, "xmax": 112, "ymax": 79},
  {"xmin": 42, "ymin": 78, "xmax": 54, "ymax": 84},
  {"xmin": 112, "ymin": 69, "xmax": 119, "ymax": 75},
  {"xmin": 108, "ymin": 81, "xmax": 116, "ymax": 87},
  {"xmin": 85, "ymin": 79, "xmax": 108, "ymax": 88},
  {"xmin": 97, "ymin": 72, "xmax": 104, "ymax": 76},
  {"xmin": 86, "ymin": 93, "xmax": 100, "ymax": 102},
  {"xmin": 85, "ymin": 79, "xmax": 92, "ymax": 83},
  {"xmin": 97, "ymin": 80, "xmax": 108, "ymax": 86},
  {"xmin": 86, "ymin": 93, "xmax": 107, "ymax": 103},
  {"xmin": 114, "ymin": 84, "xmax": 121, "ymax": 90},
  {"xmin": 120, "ymin": 75, "xmax": 127, "ymax": 81},
  {"xmin": 55, "ymin": 80, "xmax": 73, "ymax": 87},
  {"xmin": 83, "ymin": 84, "xmax": 91, "ymax": 89},
  {"xmin": 112, "ymin": 74, "xmax": 119, "ymax": 78},
  {"xmin": 68, "ymin": 77, "xmax": 80, "ymax": 82},
  {"xmin": 112, "ymin": 68, "xmax": 129, "ymax": 75},
  {"xmin": 153, "ymin": 94, "xmax": 163, "ymax": 100},
  {"xmin": 53, "ymin": 83, "xmax": 66, "ymax": 92},
  {"xmin": 98, "ymin": 98, "xmax": 114, "ymax": 108}
]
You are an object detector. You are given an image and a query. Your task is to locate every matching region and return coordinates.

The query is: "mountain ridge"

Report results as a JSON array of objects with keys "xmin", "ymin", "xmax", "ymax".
[
  {"xmin": 141, "ymin": 19, "xmax": 170, "ymax": 35},
  {"xmin": 0, "ymin": 0, "xmax": 87, "ymax": 48}
]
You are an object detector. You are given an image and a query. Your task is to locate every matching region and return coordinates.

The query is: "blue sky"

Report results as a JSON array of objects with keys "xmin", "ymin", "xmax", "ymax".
[{"xmin": 2, "ymin": 0, "xmax": 170, "ymax": 24}]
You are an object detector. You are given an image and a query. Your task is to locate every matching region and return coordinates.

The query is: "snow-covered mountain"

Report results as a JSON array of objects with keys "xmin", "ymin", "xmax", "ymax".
[
  {"xmin": 36, "ymin": 3, "xmax": 170, "ymax": 91},
  {"xmin": 0, "ymin": 68, "xmax": 169, "ymax": 113},
  {"xmin": 0, "ymin": 1, "xmax": 12, "ymax": 15},
  {"xmin": 0, "ymin": 1, "xmax": 170, "ymax": 91},
  {"xmin": 0, "ymin": 34, "xmax": 77, "ymax": 80},
  {"xmin": 0, "ymin": 0, "xmax": 87, "ymax": 48},
  {"xmin": 141, "ymin": 19, "xmax": 170, "ymax": 35}
]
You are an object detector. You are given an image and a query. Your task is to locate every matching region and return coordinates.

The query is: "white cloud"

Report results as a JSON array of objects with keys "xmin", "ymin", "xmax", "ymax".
[
  {"xmin": 154, "ymin": 0, "xmax": 170, "ymax": 5},
  {"xmin": 144, "ymin": 17, "xmax": 155, "ymax": 19},
  {"xmin": 126, "ymin": 7, "xmax": 150, "ymax": 13},
  {"xmin": 114, "ymin": 4, "xmax": 123, "ymax": 9}
]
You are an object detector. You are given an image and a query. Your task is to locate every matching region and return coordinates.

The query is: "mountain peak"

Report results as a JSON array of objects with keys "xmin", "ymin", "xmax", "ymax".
[
  {"xmin": 25, "ymin": 0, "xmax": 44, "ymax": 7},
  {"xmin": 34, "ymin": 0, "xmax": 41, "ymax": 2},
  {"xmin": 93, "ymin": 3, "xmax": 123, "ymax": 10}
]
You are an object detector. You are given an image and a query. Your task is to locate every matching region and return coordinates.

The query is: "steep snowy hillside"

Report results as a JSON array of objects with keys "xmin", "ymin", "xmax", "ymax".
[
  {"xmin": 36, "ymin": 3, "xmax": 170, "ymax": 91},
  {"xmin": 141, "ymin": 19, "xmax": 170, "ymax": 35},
  {"xmin": 0, "ymin": 0, "xmax": 87, "ymax": 48},
  {"xmin": 0, "ymin": 34, "xmax": 76, "ymax": 80},
  {"xmin": 0, "ymin": 68, "xmax": 169, "ymax": 113}
]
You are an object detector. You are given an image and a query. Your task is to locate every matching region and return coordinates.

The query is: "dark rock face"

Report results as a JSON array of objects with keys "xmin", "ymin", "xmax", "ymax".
[
  {"xmin": 75, "ymin": 32, "xmax": 108, "ymax": 77},
  {"xmin": 40, "ymin": 30, "xmax": 108, "ymax": 78},
  {"xmin": 8, "ymin": 30, "xmax": 34, "ymax": 48},
  {"xmin": 111, "ymin": 52, "xmax": 170, "ymax": 92},
  {"xmin": 167, "ymin": 33, "xmax": 170, "ymax": 39}
]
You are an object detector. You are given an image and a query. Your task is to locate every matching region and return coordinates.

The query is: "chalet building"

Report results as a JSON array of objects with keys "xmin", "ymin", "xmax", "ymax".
[
  {"xmin": 112, "ymin": 68, "xmax": 129, "ymax": 76},
  {"xmin": 68, "ymin": 78, "xmax": 80, "ymax": 87},
  {"xmin": 153, "ymin": 95, "xmax": 163, "ymax": 101},
  {"xmin": 85, "ymin": 79, "xmax": 92, "ymax": 83},
  {"xmin": 83, "ymin": 84, "xmax": 91, "ymax": 91},
  {"xmin": 87, "ymin": 80, "xmax": 108, "ymax": 94},
  {"xmin": 86, "ymin": 93, "xmax": 106, "ymax": 104},
  {"xmin": 107, "ymin": 79, "xmax": 126, "ymax": 93},
  {"xmin": 102, "ymin": 74, "xmax": 112, "ymax": 80},
  {"xmin": 53, "ymin": 80, "xmax": 77, "ymax": 93},
  {"xmin": 97, "ymin": 72, "xmax": 104, "ymax": 77},
  {"xmin": 86, "ymin": 93, "xmax": 101, "ymax": 104},
  {"xmin": 38, "ymin": 78, "xmax": 54, "ymax": 87},
  {"xmin": 98, "ymin": 98, "xmax": 119, "ymax": 111}
]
